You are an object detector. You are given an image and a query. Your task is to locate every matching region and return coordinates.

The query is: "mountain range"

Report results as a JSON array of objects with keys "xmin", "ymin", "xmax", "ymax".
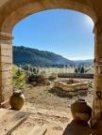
[{"xmin": 13, "ymin": 46, "xmax": 93, "ymax": 66}]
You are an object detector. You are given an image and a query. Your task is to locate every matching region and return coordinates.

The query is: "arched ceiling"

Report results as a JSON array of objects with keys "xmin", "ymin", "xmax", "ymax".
[{"xmin": 0, "ymin": 0, "xmax": 101, "ymax": 33}]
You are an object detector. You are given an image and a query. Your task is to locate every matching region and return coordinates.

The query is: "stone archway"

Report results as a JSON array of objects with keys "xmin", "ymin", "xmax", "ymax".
[
  {"xmin": 1, "ymin": 0, "xmax": 97, "ymax": 33},
  {"xmin": 2, "ymin": 1, "xmax": 102, "ymax": 133},
  {"xmin": 0, "ymin": 0, "xmax": 97, "ymax": 107}
]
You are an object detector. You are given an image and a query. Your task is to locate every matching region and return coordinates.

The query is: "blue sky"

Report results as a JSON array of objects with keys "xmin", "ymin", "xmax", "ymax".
[{"xmin": 13, "ymin": 9, "xmax": 94, "ymax": 60}]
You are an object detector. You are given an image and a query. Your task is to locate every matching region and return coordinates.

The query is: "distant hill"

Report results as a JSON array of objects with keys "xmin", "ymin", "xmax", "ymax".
[
  {"xmin": 13, "ymin": 46, "xmax": 74, "ymax": 66},
  {"xmin": 74, "ymin": 59, "xmax": 93, "ymax": 65}
]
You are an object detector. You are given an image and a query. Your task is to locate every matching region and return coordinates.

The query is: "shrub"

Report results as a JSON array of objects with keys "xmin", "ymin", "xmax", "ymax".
[{"xmin": 12, "ymin": 66, "xmax": 26, "ymax": 89}]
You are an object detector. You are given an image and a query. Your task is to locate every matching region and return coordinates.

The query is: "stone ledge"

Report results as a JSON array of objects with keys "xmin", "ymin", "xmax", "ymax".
[{"xmin": 0, "ymin": 32, "xmax": 13, "ymax": 40}]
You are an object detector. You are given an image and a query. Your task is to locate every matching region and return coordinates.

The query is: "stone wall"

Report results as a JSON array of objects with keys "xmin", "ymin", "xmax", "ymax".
[{"xmin": 0, "ymin": 32, "xmax": 12, "ymax": 106}]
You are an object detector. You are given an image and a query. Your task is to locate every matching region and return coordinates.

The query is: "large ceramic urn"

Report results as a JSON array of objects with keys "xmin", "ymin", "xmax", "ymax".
[
  {"xmin": 71, "ymin": 99, "xmax": 92, "ymax": 122},
  {"xmin": 10, "ymin": 90, "xmax": 25, "ymax": 110}
]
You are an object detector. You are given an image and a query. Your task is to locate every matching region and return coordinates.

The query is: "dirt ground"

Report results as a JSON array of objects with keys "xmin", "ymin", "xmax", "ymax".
[
  {"xmin": 23, "ymin": 78, "xmax": 94, "ymax": 112},
  {"xmin": 11, "ymin": 78, "xmax": 94, "ymax": 134}
]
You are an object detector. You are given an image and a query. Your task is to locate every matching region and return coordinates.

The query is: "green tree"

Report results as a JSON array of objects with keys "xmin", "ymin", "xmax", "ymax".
[
  {"xmin": 75, "ymin": 68, "xmax": 78, "ymax": 73},
  {"xmin": 80, "ymin": 66, "xmax": 85, "ymax": 73}
]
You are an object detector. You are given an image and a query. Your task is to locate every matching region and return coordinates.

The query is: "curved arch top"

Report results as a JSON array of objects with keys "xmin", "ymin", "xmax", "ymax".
[{"xmin": 0, "ymin": 0, "xmax": 96, "ymax": 33}]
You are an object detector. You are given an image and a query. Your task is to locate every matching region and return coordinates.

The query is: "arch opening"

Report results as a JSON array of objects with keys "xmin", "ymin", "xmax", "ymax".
[
  {"xmin": 12, "ymin": 9, "xmax": 94, "ymax": 111},
  {"xmin": 0, "ymin": 0, "xmax": 96, "ymax": 110}
]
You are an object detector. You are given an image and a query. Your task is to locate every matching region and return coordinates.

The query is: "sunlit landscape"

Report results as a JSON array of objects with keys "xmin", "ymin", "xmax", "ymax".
[
  {"xmin": 2, "ymin": 1, "xmax": 102, "ymax": 134},
  {"xmin": 10, "ymin": 9, "xmax": 95, "ymax": 134}
]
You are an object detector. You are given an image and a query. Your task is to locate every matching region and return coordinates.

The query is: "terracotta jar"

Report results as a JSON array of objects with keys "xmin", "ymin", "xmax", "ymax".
[
  {"xmin": 10, "ymin": 90, "xmax": 25, "ymax": 110},
  {"xmin": 71, "ymin": 99, "xmax": 92, "ymax": 122}
]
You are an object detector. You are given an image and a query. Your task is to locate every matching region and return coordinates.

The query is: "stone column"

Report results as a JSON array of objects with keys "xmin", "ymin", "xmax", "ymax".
[
  {"xmin": 0, "ymin": 32, "xmax": 13, "ymax": 107},
  {"xmin": 91, "ymin": 22, "xmax": 102, "ymax": 134}
]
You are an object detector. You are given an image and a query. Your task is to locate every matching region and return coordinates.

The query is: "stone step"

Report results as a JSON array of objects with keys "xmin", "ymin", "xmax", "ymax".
[
  {"xmin": 44, "ymin": 124, "xmax": 64, "ymax": 135},
  {"xmin": 12, "ymin": 114, "xmax": 47, "ymax": 135},
  {"xmin": 46, "ymin": 129, "xmax": 62, "ymax": 135},
  {"xmin": 29, "ymin": 125, "xmax": 47, "ymax": 135},
  {"xmin": 12, "ymin": 115, "xmax": 64, "ymax": 135},
  {"xmin": 12, "ymin": 122, "xmax": 47, "ymax": 135},
  {"xmin": 0, "ymin": 108, "xmax": 68, "ymax": 135},
  {"xmin": 12, "ymin": 116, "xmax": 36, "ymax": 135},
  {"xmin": 0, "ymin": 108, "xmax": 29, "ymax": 135}
]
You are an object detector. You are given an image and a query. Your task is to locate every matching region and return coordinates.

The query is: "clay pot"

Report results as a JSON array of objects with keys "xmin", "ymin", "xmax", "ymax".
[
  {"xmin": 71, "ymin": 99, "xmax": 92, "ymax": 122},
  {"xmin": 10, "ymin": 90, "xmax": 25, "ymax": 110}
]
